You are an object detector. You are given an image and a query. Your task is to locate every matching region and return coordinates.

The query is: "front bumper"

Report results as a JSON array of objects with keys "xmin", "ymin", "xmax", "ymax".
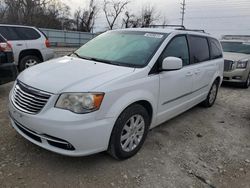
[
  {"xmin": 8, "ymin": 95, "xmax": 116, "ymax": 157},
  {"xmin": 223, "ymin": 69, "xmax": 249, "ymax": 83}
]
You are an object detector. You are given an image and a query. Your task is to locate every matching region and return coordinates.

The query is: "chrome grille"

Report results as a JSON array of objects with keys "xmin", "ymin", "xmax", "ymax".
[
  {"xmin": 224, "ymin": 60, "xmax": 234, "ymax": 71},
  {"xmin": 12, "ymin": 81, "xmax": 51, "ymax": 114}
]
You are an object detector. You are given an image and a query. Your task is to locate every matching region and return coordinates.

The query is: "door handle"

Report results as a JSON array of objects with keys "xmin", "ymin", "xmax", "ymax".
[
  {"xmin": 186, "ymin": 72, "xmax": 193, "ymax": 77},
  {"xmin": 16, "ymin": 44, "xmax": 23, "ymax": 46}
]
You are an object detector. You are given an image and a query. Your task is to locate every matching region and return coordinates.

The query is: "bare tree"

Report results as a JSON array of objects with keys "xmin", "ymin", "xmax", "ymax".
[
  {"xmin": 0, "ymin": 0, "xmax": 6, "ymax": 18},
  {"xmin": 103, "ymin": 0, "xmax": 129, "ymax": 30},
  {"xmin": 74, "ymin": 0, "xmax": 98, "ymax": 32},
  {"xmin": 122, "ymin": 11, "xmax": 134, "ymax": 28},
  {"xmin": 140, "ymin": 5, "xmax": 159, "ymax": 28},
  {"xmin": 1, "ymin": 0, "xmax": 71, "ymax": 29}
]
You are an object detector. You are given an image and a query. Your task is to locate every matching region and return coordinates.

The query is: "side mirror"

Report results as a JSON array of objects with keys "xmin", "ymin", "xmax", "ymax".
[{"xmin": 161, "ymin": 57, "xmax": 183, "ymax": 71}]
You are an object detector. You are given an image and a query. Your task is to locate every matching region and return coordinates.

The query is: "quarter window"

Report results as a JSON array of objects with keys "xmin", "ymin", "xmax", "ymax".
[
  {"xmin": 188, "ymin": 36, "xmax": 210, "ymax": 63},
  {"xmin": 159, "ymin": 36, "xmax": 190, "ymax": 66},
  {"xmin": 209, "ymin": 38, "xmax": 223, "ymax": 59}
]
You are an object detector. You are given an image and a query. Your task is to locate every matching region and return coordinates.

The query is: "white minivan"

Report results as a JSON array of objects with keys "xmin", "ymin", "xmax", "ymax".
[{"xmin": 9, "ymin": 28, "xmax": 224, "ymax": 159}]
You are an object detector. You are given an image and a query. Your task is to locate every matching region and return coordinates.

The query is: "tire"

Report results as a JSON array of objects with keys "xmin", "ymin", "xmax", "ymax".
[
  {"xmin": 243, "ymin": 73, "xmax": 250, "ymax": 89},
  {"xmin": 202, "ymin": 80, "xmax": 219, "ymax": 107},
  {"xmin": 19, "ymin": 55, "xmax": 41, "ymax": 72},
  {"xmin": 108, "ymin": 104, "xmax": 150, "ymax": 160}
]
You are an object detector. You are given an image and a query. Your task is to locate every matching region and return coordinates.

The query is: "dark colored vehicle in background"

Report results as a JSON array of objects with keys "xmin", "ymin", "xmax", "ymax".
[{"xmin": 0, "ymin": 34, "xmax": 18, "ymax": 85}]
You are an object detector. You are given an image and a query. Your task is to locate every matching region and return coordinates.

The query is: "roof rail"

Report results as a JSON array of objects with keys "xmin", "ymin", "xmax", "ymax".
[
  {"xmin": 149, "ymin": 25, "xmax": 186, "ymax": 29},
  {"xmin": 177, "ymin": 28, "xmax": 206, "ymax": 33},
  {"xmin": 149, "ymin": 25, "xmax": 206, "ymax": 33}
]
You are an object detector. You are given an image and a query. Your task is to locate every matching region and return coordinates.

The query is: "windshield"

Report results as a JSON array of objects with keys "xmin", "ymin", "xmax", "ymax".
[
  {"xmin": 221, "ymin": 41, "xmax": 250, "ymax": 54},
  {"xmin": 74, "ymin": 31, "xmax": 167, "ymax": 67}
]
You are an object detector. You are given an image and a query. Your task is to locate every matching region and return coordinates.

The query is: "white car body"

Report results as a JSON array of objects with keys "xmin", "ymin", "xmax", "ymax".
[
  {"xmin": 0, "ymin": 24, "xmax": 54, "ymax": 70},
  {"xmin": 8, "ymin": 28, "xmax": 224, "ymax": 157}
]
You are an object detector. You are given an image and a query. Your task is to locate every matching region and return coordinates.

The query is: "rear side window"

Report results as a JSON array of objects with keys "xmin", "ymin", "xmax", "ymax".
[
  {"xmin": 14, "ymin": 27, "xmax": 41, "ymax": 40},
  {"xmin": 188, "ymin": 36, "xmax": 210, "ymax": 63},
  {"xmin": 209, "ymin": 38, "xmax": 223, "ymax": 59},
  {"xmin": 0, "ymin": 26, "xmax": 40, "ymax": 40},
  {"xmin": 0, "ymin": 26, "xmax": 20, "ymax": 40},
  {"xmin": 159, "ymin": 35, "xmax": 190, "ymax": 66}
]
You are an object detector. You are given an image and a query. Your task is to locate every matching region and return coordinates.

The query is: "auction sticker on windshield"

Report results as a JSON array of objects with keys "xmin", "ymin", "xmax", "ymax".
[{"xmin": 144, "ymin": 33, "xmax": 164, "ymax": 39}]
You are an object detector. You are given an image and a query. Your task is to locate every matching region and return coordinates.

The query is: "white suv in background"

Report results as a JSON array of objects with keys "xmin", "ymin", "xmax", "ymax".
[
  {"xmin": 0, "ymin": 24, "xmax": 54, "ymax": 71},
  {"xmin": 9, "ymin": 28, "xmax": 224, "ymax": 160}
]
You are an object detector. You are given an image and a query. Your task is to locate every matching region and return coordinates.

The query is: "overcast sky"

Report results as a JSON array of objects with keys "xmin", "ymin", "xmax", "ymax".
[{"xmin": 63, "ymin": 0, "xmax": 250, "ymax": 37}]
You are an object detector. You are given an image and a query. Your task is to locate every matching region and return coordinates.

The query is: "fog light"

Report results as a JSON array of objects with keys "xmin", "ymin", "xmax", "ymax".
[{"xmin": 233, "ymin": 76, "xmax": 242, "ymax": 80}]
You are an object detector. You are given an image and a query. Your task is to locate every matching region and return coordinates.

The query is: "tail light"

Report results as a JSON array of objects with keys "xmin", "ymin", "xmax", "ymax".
[
  {"xmin": 45, "ymin": 39, "xmax": 50, "ymax": 48},
  {"xmin": 0, "ymin": 42, "xmax": 12, "ymax": 52}
]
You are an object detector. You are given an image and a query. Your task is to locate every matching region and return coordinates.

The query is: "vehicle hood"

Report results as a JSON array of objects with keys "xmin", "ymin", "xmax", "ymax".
[
  {"xmin": 18, "ymin": 56, "xmax": 135, "ymax": 94},
  {"xmin": 223, "ymin": 52, "xmax": 250, "ymax": 61}
]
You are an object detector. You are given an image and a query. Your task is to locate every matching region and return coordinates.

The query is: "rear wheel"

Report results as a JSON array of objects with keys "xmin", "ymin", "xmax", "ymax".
[
  {"xmin": 202, "ymin": 80, "xmax": 219, "ymax": 107},
  {"xmin": 19, "ymin": 55, "xmax": 41, "ymax": 71},
  {"xmin": 108, "ymin": 104, "xmax": 150, "ymax": 160},
  {"xmin": 243, "ymin": 73, "xmax": 250, "ymax": 89}
]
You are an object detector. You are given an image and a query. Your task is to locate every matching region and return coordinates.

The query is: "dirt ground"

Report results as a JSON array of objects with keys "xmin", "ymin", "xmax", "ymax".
[{"xmin": 0, "ymin": 82, "xmax": 250, "ymax": 188}]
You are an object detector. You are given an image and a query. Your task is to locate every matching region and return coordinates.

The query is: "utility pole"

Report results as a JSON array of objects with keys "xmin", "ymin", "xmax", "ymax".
[{"xmin": 180, "ymin": 0, "xmax": 186, "ymax": 26}]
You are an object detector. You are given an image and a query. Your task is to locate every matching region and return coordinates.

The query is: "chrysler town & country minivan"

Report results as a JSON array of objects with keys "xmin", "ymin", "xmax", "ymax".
[{"xmin": 9, "ymin": 28, "xmax": 224, "ymax": 159}]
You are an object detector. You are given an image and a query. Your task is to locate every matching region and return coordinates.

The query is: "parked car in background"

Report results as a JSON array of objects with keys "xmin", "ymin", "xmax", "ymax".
[
  {"xmin": 0, "ymin": 34, "xmax": 18, "ymax": 85},
  {"xmin": 9, "ymin": 28, "xmax": 223, "ymax": 159},
  {"xmin": 221, "ymin": 40, "xmax": 250, "ymax": 88},
  {"xmin": 0, "ymin": 24, "xmax": 54, "ymax": 71}
]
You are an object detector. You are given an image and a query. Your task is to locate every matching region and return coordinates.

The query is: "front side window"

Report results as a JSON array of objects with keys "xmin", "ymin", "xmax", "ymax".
[
  {"xmin": 189, "ymin": 36, "xmax": 210, "ymax": 63},
  {"xmin": 221, "ymin": 41, "xmax": 250, "ymax": 54},
  {"xmin": 74, "ymin": 31, "xmax": 167, "ymax": 67},
  {"xmin": 158, "ymin": 35, "xmax": 190, "ymax": 66}
]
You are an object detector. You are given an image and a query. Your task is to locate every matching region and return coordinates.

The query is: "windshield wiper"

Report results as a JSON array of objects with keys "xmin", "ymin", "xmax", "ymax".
[
  {"xmin": 71, "ymin": 53, "xmax": 137, "ymax": 67},
  {"xmin": 71, "ymin": 52, "xmax": 92, "ymax": 60}
]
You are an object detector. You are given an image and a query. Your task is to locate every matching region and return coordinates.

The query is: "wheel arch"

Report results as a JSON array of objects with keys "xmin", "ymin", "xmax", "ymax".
[
  {"xmin": 103, "ymin": 90, "xmax": 157, "ymax": 127},
  {"xmin": 18, "ymin": 49, "xmax": 43, "ymax": 63}
]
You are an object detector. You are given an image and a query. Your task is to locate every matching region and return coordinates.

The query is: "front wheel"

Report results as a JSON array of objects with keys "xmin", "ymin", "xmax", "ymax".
[
  {"xmin": 108, "ymin": 104, "xmax": 150, "ymax": 160},
  {"xmin": 19, "ymin": 55, "xmax": 41, "ymax": 72},
  {"xmin": 243, "ymin": 73, "xmax": 250, "ymax": 89},
  {"xmin": 202, "ymin": 80, "xmax": 219, "ymax": 107}
]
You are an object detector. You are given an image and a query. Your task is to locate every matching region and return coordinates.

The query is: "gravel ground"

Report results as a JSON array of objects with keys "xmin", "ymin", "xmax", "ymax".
[{"xmin": 0, "ymin": 82, "xmax": 250, "ymax": 188}]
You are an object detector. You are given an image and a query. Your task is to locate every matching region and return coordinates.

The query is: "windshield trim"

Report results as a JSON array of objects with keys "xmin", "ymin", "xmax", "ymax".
[{"xmin": 73, "ymin": 31, "xmax": 169, "ymax": 68}]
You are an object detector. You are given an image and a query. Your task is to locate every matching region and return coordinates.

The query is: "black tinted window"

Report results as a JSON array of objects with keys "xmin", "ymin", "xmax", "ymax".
[
  {"xmin": 209, "ymin": 38, "xmax": 222, "ymax": 59},
  {"xmin": 0, "ymin": 26, "xmax": 20, "ymax": 40},
  {"xmin": 0, "ymin": 26, "xmax": 40, "ymax": 40},
  {"xmin": 189, "ymin": 36, "xmax": 210, "ymax": 63},
  {"xmin": 0, "ymin": 35, "xmax": 5, "ymax": 42},
  {"xmin": 159, "ymin": 35, "xmax": 190, "ymax": 66},
  {"xmin": 14, "ymin": 27, "xmax": 41, "ymax": 40}
]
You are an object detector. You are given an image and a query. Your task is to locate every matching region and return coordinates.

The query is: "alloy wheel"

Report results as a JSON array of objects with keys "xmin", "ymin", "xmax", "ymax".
[
  {"xmin": 120, "ymin": 115, "xmax": 145, "ymax": 152},
  {"xmin": 25, "ymin": 59, "xmax": 38, "ymax": 68},
  {"xmin": 209, "ymin": 83, "xmax": 217, "ymax": 104}
]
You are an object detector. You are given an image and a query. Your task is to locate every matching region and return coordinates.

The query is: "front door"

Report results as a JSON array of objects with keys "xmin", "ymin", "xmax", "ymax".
[{"xmin": 156, "ymin": 35, "xmax": 194, "ymax": 125}]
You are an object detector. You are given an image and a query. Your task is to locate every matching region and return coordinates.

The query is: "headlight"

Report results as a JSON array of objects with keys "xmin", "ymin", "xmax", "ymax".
[
  {"xmin": 55, "ymin": 93, "xmax": 104, "ymax": 114},
  {"xmin": 236, "ymin": 60, "xmax": 248, "ymax": 69}
]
